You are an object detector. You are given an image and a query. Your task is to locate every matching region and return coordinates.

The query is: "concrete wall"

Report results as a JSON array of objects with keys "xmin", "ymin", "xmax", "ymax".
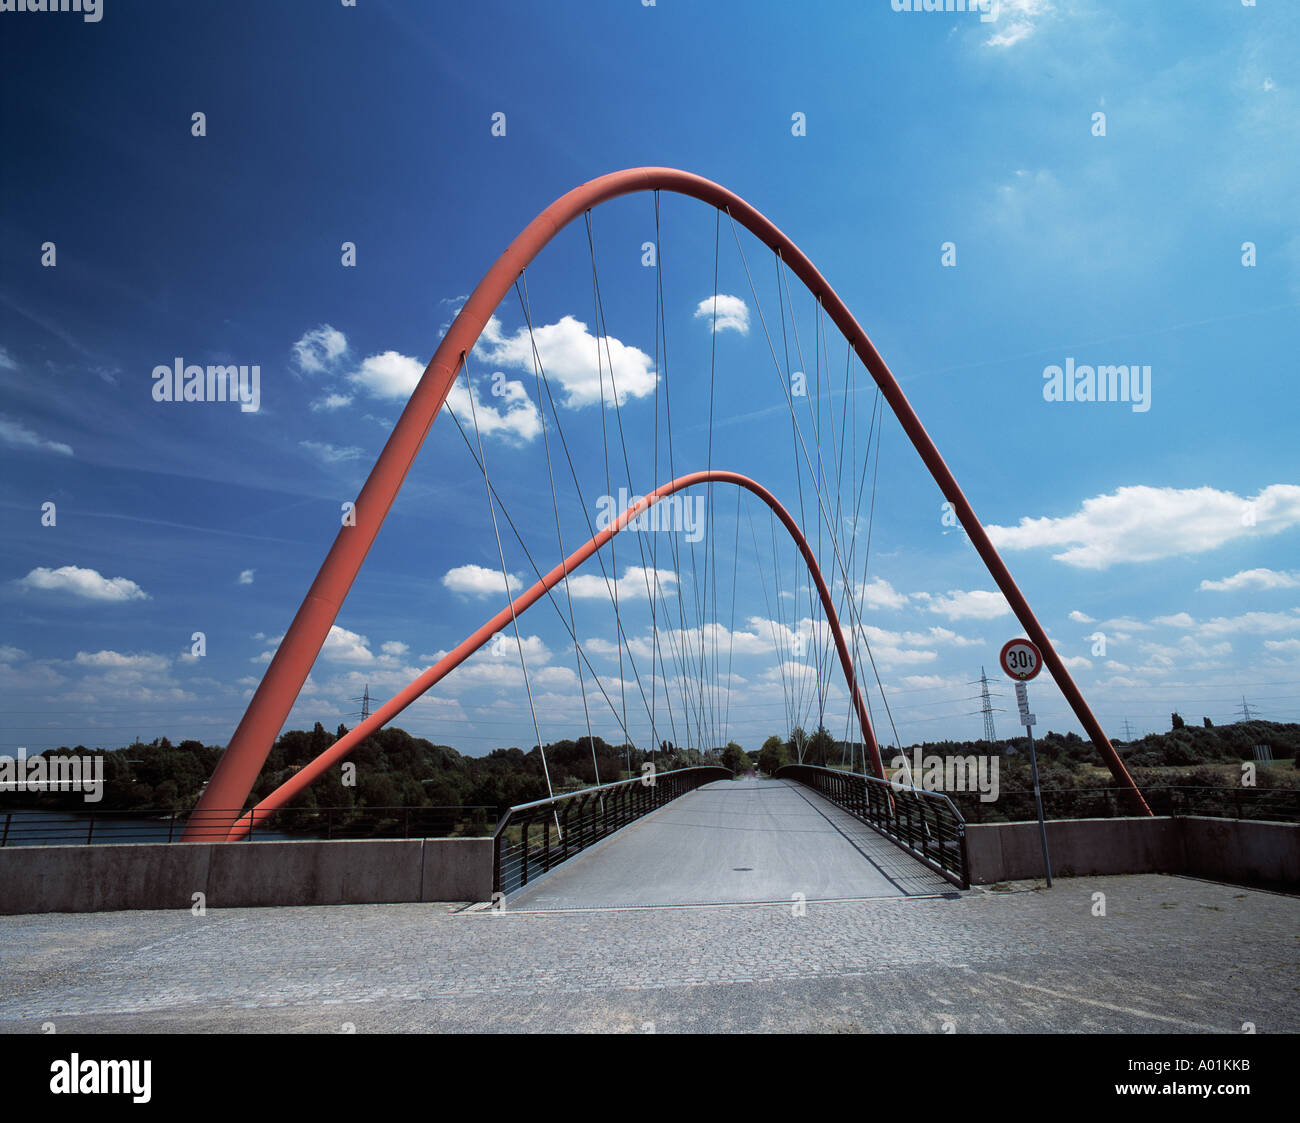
[
  {"xmin": 966, "ymin": 817, "xmax": 1184, "ymax": 882},
  {"xmin": 0, "ymin": 836, "xmax": 493, "ymax": 915},
  {"xmin": 1181, "ymin": 817, "xmax": 1300, "ymax": 887},
  {"xmin": 4, "ymin": 817, "xmax": 1294, "ymax": 913},
  {"xmin": 967, "ymin": 816, "xmax": 1299, "ymax": 889}
]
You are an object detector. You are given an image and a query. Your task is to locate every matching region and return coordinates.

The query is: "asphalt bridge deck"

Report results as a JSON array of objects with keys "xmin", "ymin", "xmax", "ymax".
[{"xmin": 507, "ymin": 777, "xmax": 956, "ymax": 910}]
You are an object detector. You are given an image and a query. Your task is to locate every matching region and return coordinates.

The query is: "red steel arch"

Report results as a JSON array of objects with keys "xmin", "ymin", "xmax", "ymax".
[
  {"xmin": 222, "ymin": 470, "xmax": 883, "ymax": 840},
  {"xmin": 187, "ymin": 167, "xmax": 1149, "ymax": 839}
]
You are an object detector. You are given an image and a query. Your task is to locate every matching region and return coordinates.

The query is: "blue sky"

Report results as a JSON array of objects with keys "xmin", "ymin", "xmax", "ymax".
[{"xmin": 1, "ymin": 0, "xmax": 1298, "ymax": 764}]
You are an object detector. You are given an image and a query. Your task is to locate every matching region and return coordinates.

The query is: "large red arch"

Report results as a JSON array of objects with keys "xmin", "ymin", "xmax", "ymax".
[
  {"xmin": 220, "ymin": 470, "xmax": 883, "ymax": 841},
  {"xmin": 186, "ymin": 167, "xmax": 1149, "ymax": 839}
]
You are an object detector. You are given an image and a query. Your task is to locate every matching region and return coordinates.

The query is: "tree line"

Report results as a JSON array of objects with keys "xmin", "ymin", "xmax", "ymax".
[{"xmin": 4, "ymin": 718, "xmax": 1294, "ymax": 829}]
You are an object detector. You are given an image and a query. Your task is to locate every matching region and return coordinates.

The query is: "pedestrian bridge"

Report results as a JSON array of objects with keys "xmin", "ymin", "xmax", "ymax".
[{"xmin": 495, "ymin": 766, "xmax": 968, "ymax": 909}]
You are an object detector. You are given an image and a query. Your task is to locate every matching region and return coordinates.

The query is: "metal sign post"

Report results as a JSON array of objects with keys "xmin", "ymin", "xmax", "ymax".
[
  {"xmin": 1015, "ymin": 681, "xmax": 1053, "ymax": 888},
  {"xmin": 1000, "ymin": 638, "xmax": 1052, "ymax": 888}
]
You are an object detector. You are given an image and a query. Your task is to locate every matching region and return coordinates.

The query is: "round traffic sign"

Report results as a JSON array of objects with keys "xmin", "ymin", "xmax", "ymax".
[{"xmin": 999, "ymin": 637, "xmax": 1043, "ymax": 681}]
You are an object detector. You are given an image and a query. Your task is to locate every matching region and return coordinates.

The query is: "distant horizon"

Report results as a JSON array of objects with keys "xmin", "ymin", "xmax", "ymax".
[{"xmin": 8, "ymin": 712, "xmax": 1294, "ymax": 765}]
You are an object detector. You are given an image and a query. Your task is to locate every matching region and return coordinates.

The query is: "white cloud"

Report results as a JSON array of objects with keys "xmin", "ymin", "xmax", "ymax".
[
  {"xmin": 987, "ymin": 23, "xmax": 1032, "ymax": 48},
  {"xmin": 1152, "ymin": 612, "xmax": 1195, "ymax": 628},
  {"xmin": 474, "ymin": 314, "xmax": 656, "ymax": 409},
  {"xmin": 857, "ymin": 623, "xmax": 940, "ymax": 668},
  {"xmin": 238, "ymin": 569, "xmax": 255, "ymax": 585},
  {"xmin": 0, "ymin": 415, "xmax": 73, "ymax": 456},
  {"xmin": 1264, "ymin": 638, "xmax": 1300, "ymax": 654},
  {"xmin": 622, "ymin": 616, "xmax": 765, "ymax": 662},
  {"xmin": 985, "ymin": 0, "xmax": 1052, "ymax": 49},
  {"xmin": 16, "ymin": 565, "xmax": 148, "ymax": 602},
  {"xmin": 293, "ymin": 325, "xmax": 348, "ymax": 373},
  {"xmin": 565, "ymin": 566, "xmax": 677, "ymax": 601},
  {"xmin": 418, "ymin": 634, "xmax": 558, "ymax": 692},
  {"xmin": 440, "ymin": 660, "xmax": 574, "ymax": 694},
  {"xmin": 1200, "ymin": 568, "xmax": 1300, "ymax": 593},
  {"xmin": 737, "ymin": 617, "xmax": 965, "ymax": 673},
  {"xmin": 859, "ymin": 577, "xmax": 908, "ymax": 611},
  {"xmin": 441, "ymin": 564, "xmax": 522, "ymax": 598},
  {"xmin": 74, "ymin": 650, "xmax": 169, "ymax": 671},
  {"xmin": 1099, "ymin": 616, "xmax": 1151, "ymax": 634},
  {"xmin": 1060, "ymin": 655, "xmax": 1092, "ymax": 671},
  {"xmin": 925, "ymin": 625, "xmax": 983, "ymax": 648},
  {"xmin": 485, "ymin": 634, "xmax": 552, "ymax": 664},
  {"xmin": 349, "ymin": 350, "xmax": 423, "ymax": 398},
  {"xmin": 310, "ymin": 393, "xmax": 353, "ymax": 412},
  {"xmin": 1095, "ymin": 673, "xmax": 1145, "ymax": 689},
  {"xmin": 0, "ymin": 645, "xmax": 25, "ymax": 663},
  {"xmin": 1196, "ymin": 610, "xmax": 1300, "ymax": 638},
  {"xmin": 349, "ymin": 348, "xmax": 541, "ymax": 442},
  {"xmin": 913, "ymin": 589, "xmax": 1012, "ymax": 621},
  {"xmin": 899, "ymin": 675, "xmax": 955, "ymax": 690},
  {"xmin": 381, "ymin": 641, "xmax": 409, "ymax": 657},
  {"xmin": 759, "ymin": 659, "xmax": 816, "ymax": 684},
  {"xmin": 1139, "ymin": 638, "xmax": 1233, "ymax": 667},
  {"xmin": 985, "ymin": 484, "xmax": 1300, "ymax": 569},
  {"xmin": 443, "ymin": 374, "xmax": 541, "ymax": 443},
  {"xmin": 693, "ymin": 294, "xmax": 750, "ymax": 335},
  {"xmin": 869, "ymin": 646, "xmax": 938, "ymax": 669},
  {"xmin": 321, "ymin": 625, "xmax": 375, "ymax": 664},
  {"xmin": 299, "ymin": 440, "xmax": 364, "ymax": 463},
  {"xmin": 1068, "ymin": 610, "xmax": 1095, "ymax": 624}
]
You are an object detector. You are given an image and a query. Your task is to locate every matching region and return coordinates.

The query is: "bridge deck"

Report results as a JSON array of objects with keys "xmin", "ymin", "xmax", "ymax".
[{"xmin": 507, "ymin": 777, "xmax": 954, "ymax": 910}]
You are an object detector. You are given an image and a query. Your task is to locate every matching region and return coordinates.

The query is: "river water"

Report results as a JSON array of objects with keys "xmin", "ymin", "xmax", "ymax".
[{"xmin": 0, "ymin": 808, "xmax": 297, "ymax": 846}]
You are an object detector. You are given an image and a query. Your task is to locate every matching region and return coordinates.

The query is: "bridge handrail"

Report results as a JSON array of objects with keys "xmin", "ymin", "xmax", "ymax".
[
  {"xmin": 490, "ymin": 766, "xmax": 727, "ymax": 832},
  {"xmin": 776, "ymin": 761, "xmax": 968, "ymax": 814},
  {"xmin": 492, "ymin": 765, "xmax": 732, "ymax": 895},
  {"xmin": 776, "ymin": 763, "xmax": 969, "ymax": 889}
]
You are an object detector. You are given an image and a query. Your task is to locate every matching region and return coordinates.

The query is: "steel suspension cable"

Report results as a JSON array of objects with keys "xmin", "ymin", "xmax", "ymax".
[
  {"xmin": 513, "ymin": 275, "xmax": 599, "ymax": 785},
  {"xmin": 459, "ymin": 352, "xmax": 553, "ymax": 802}
]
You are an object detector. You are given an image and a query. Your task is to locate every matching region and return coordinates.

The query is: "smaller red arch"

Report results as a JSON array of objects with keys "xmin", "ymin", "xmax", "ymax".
[{"xmin": 221, "ymin": 469, "xmax": 884, "ymax": 840}]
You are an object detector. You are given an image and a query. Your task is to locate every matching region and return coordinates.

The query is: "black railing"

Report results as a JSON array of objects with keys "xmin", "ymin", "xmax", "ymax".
[
  {"xmin": 0, "ymin": 805, "xmax": 493, "ymax": 847},
  {"xmin": 492, "ymin": 766, "xmax": 732, "ymax": 895},
  {"xmin": 777, "ymin": 763, "xmax": 969, "ymax": 889}
]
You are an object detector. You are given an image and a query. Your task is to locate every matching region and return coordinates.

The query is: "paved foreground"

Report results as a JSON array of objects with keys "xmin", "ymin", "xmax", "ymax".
[
  {"xmin": 510, "ymin": 778, "xmax": 953, "ymax": 909},
  {"xmin": 1, "ymin": 874, "xmax": 1296, "ymax": 1033}
]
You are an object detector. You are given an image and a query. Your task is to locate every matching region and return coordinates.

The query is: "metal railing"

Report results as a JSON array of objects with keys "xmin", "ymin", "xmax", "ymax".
[
  {"xmin": 492, "ymin": 766, "xmax": 732, "ymax": 895},
  {"xmin": 0, "ymin": 804, "xmax": 493, "ymax": 847},
  {"xmin": 776, "ymin": 763, "xmax": 969, "ymax": 889}
]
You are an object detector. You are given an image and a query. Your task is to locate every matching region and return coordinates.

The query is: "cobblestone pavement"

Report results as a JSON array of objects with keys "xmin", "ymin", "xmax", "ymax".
[{"xmin": 1, "ymin": 874, "xmax": 1296, "ymax": 1032}]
